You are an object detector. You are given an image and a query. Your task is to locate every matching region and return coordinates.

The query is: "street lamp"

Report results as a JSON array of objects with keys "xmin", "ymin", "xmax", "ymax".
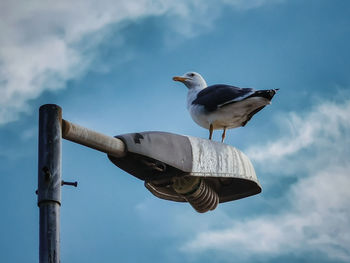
[
  {"xmin": 108, "ymin": 131, "xmax": 261, "ymax": 213},
  {"xmin": 37, "ymin": 104, "xmax": 261, "ymax": 263}
]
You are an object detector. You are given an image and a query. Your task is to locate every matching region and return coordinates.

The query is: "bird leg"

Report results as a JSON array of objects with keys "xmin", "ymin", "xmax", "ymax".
[
  {"xmin": 221, "ymin": 127, "xmax": 227, "ymax": 143},
  {"xmin": 209, "ymin": 124, "xmax": 213, "ymax": 140}
]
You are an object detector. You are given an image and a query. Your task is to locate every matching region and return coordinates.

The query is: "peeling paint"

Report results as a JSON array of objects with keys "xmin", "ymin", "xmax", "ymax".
[{"xmin": 187, "ymin": 136, "xmax": 258, "ymax": 183}]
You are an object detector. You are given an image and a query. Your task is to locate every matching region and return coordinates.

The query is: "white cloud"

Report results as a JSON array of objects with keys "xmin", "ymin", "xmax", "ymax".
[
  {"xmin": 223, "ymin": 0, "xmax": 283, "ymax": 10},
  {"xmin": 181, "ymin": 98, "xmax": 350, "ymax": 261},
  {"xmin": 0, "ymin": 0, "xmax": 281, "ymax": 125},
  {"xmin": 184, "ymin": 165, "xmax": 350, "ymax": 261},
  {"xmin": 246, "ymin": 99, "xmax": 350, "ymax": 163},
  {"xmin": 0, "ymin": 0, "xmax": 169, "ymax": 124}
]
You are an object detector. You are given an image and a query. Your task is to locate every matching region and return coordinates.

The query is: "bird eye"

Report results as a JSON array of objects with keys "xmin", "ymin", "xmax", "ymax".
[{"xmin": 189, "ymin": 73, "xmax": 195, "ymax": 77}]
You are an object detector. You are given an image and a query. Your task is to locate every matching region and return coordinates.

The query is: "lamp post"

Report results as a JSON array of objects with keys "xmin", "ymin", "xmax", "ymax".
[
  {"xmin": 37, "ymin": 104, "xmax": 261, "ymax": 262},
  {"xmin": 37, "ymin": 105, "xmax": 62, "ymax": 263}
]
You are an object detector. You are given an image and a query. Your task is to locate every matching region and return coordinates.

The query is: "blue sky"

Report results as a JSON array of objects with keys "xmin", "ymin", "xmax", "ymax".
[{"xmin": 1, "ymin": 0, "xmax": 350, "ymax": 262}]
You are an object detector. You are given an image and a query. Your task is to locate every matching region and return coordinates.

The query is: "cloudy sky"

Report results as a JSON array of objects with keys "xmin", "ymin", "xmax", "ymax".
[{"xmin": 1, "ymin": 0, "xmax": 350, "ymax": 262}]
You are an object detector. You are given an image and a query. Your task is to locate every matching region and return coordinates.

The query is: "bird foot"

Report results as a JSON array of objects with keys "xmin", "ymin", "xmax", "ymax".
[{"xmin": 209, "ymin": 124, "xmax": 213, "ymax": 140}]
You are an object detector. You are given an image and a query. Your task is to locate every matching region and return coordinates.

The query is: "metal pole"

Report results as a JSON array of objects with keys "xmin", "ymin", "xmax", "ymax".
[
  {"xmin": 38, "ymin": 104, "xmax": 62, "ymax": 263},
  {"xmin": 62, "ymin": 119, "xmax": 126, "ymax": 158}
]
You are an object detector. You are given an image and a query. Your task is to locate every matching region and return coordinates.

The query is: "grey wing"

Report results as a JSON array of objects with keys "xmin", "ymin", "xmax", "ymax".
[{"xmin": 192, "ymin": 84, "xmax": 255, "ymax": 112}]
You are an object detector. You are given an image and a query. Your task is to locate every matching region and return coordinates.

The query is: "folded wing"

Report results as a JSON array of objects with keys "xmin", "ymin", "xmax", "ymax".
[{"xmin": 192, "ymin": 84, "xmax": 255, "ymax": 112}]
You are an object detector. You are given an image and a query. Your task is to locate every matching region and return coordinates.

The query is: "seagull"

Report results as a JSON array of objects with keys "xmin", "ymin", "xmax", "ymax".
[{"xmin": 173, "ymin": 72, "xmax": 279, "ymax": 143}]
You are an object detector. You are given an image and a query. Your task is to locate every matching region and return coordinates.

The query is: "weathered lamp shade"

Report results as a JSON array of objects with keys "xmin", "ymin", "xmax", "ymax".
[{"xmin": 108, "ymin": 131, "xmax": 261, "ymax": 212}]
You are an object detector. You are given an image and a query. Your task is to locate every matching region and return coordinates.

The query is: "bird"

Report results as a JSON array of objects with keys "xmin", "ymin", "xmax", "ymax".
[{"xmin": 173, "ymin": 72, "xmax": 279, "ymax": 143}]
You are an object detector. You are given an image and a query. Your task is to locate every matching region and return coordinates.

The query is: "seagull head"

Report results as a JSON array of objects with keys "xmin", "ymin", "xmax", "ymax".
[{"xmin": 173, "ymin": 72, "xmax": 207, "ymax": 89}]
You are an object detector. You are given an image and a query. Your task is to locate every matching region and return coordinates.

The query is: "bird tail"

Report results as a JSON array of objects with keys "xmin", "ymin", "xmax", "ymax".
[{"xmin": 248, "ymin": 89, "xmax": 279, "ymax": 101}]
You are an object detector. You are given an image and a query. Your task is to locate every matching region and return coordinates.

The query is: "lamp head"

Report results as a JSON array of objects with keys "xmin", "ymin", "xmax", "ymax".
[{"xmin": 108, "ymin": 131, "xmax": 261, "ymax": 213}]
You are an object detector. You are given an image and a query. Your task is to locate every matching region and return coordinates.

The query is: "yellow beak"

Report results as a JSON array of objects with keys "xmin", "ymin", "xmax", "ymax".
[{"xmin": 173, "ymin": 76, "xmax": 188, "ymax": 82}]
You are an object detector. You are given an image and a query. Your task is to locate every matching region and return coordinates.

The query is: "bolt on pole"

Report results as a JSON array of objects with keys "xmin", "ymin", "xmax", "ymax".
[{"xmin": 37, "ymin": 104, "xmax": 62, "ymax": 263}]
